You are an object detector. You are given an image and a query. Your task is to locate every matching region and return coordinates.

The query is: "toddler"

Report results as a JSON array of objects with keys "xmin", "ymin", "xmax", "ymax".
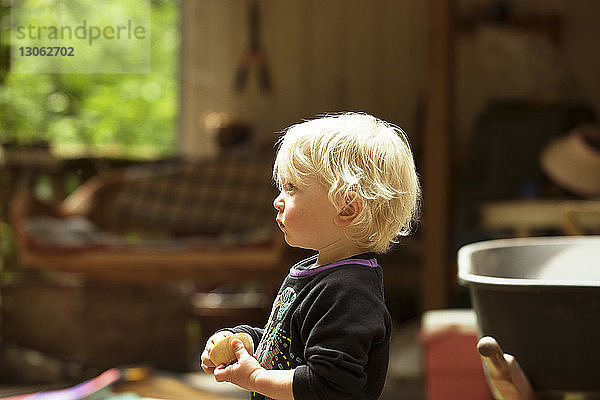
[{"xmin": 201, "ymin": 112, "xmax": 421, "ymax": 400}]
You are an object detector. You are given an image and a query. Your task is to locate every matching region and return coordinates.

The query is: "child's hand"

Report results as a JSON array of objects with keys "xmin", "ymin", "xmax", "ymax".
[
  {"xmin": 201, "ymin": 330, "xmax": 233, "ymax": 374},
  {"xmin": 213, "ymin": 339, "xmax": 264, "ymax": 391}
]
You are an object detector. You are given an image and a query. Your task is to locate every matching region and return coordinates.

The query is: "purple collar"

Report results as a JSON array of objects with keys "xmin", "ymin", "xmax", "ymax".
[{"xmin": 290, "ymin": 256, "xmax": 378, "ymax": 277}]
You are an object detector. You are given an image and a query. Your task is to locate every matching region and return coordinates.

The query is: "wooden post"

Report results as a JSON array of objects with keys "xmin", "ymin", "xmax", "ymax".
[{"xmin": 422, "ymin": 0, "xmax": 453, "ymax": 310}]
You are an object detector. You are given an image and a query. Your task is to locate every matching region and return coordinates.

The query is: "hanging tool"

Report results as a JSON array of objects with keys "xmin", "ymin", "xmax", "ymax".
[{"xmin": 233, "ymin": 0, "xmax": 271, "ymax": 94}]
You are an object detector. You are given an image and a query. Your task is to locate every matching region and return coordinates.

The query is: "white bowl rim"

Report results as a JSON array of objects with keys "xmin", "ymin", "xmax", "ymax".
[{"xmin": 457, "ymin": 236, "xmax": 600, "ymax": 288}]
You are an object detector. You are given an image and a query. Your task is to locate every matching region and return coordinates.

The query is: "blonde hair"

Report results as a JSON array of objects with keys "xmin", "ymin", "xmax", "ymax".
[{"xmin": 273, "ymin": 112, "xmax": 421, "ymax": 253}]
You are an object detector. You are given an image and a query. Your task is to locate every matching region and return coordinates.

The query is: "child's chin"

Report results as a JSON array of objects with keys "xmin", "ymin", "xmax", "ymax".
[
  {"xmin": 283, "ymin": 236, "xmax": 300, "ymax": 248},
  {"xmin": 285, "ymin": 239, "xmax": 315, "ymax": 252}
]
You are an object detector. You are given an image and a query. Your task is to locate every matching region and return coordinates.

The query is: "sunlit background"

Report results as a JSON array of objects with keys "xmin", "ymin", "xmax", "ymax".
[{"xmin": 1, "ymin": 0, "xmax": 600, "ymax": 399}]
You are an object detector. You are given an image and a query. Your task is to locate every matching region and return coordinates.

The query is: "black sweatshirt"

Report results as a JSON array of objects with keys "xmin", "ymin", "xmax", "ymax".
[{"xmin": 229, "ymin": 253, "xmax": 392, "ymax": 400}]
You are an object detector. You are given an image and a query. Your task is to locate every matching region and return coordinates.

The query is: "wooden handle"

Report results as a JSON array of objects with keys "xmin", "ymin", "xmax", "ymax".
[
  {"xmin": 478, "ymin": 336, "xmax": 512, "ymax": 380},
  {"xmin": 477, "ymin": 336, "xmax": 538, "ymax": 400}
]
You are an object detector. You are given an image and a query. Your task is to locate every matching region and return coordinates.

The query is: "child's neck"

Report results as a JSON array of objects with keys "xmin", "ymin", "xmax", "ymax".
[{"xmin": 315, "ymin": 244, "xmax": 368, "ymax": 267}]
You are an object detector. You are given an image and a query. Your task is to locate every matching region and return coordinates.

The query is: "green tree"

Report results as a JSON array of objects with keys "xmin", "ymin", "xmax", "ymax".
[{"xmin": 0, "ymin": 0, "xmax": 179, "ymax": 159}]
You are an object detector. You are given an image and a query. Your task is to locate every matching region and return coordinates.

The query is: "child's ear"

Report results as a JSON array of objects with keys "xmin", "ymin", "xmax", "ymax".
[{"xmin": 334, "ymin": 191, "xmax": 363, "ymax": 227}]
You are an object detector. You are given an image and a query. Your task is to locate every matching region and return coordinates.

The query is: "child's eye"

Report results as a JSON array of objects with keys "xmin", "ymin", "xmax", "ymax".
[{"xmin": 283, "ymin": 182, "xmax": 296, "ymax": 192}]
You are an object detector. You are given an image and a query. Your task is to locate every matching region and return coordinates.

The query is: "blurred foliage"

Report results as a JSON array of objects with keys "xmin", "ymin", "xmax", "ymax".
[{"xmin": 0, "ymin": 0, "xmax": 179, "ymax": 160}]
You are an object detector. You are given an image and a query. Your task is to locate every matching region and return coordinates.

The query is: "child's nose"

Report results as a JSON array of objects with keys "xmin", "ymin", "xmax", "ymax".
[{"xmin": 273, "ymin": 193, "xmax": 284, "ymax": 212}]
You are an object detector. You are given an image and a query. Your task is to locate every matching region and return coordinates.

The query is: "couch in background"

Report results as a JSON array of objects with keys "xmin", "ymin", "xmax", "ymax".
[{"xmin": 9, "ymin": 152, "xmax": 285, "ymax": 287}]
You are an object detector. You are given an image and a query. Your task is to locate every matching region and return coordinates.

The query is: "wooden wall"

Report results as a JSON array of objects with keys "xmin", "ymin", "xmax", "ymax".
[{"xmin": 180, "ymin": 0, "xmax": 424, "ymax": 160}]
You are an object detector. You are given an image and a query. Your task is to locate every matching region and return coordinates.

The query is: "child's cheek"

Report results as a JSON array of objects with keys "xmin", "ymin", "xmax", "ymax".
[
  {"xmin": 282, "ymin": 198, "xmax": 297, "ymax": 221},
  {"xmin": 283, "ymin": 207, "xmax": 298, "ymax": 226}
]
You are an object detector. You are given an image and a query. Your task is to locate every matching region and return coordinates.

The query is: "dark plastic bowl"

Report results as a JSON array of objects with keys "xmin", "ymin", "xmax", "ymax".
[{"xmin": 458, "ymin": 236, "xmax": 600, "ymax": 393}]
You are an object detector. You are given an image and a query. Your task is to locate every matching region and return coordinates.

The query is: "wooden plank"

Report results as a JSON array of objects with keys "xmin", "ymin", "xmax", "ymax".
[{"xmin": 422, "ymin": 0, "xmax": 453, "ymax": 310}]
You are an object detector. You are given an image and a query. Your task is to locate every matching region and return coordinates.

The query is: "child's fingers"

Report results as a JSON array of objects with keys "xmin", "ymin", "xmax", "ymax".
[
  {"xmin": 201, "ymin": 330, "xmax": 234, "ymax": 374},
  {"xmin": 205, "ymin": 338, "xmax": 218, "ymax": 352},
  {"xmin": 231, "ymin": 339, "xmax": 248, "ymax": 360},
  {"xmin": 213, "ymin": 342, "xmax": 243, "ymax": 382},
  {"xmin": 203, "ymin": 360, "xmax": 214, "ymax": 368},
  {"xmin": 200, "ymin": 352, "xmax": 216, "ymax": 374},
  {"xmin": 200, "ymin": 349, "xmax": 213, "ymax": 364},
  {"xmin": 213, "ymin": 364, "xmax": 231, "ymax": 383},
  {"xmin": 201, "ymin": 362, "xmax": 216, "ymax": 374},
  {"xmin": 205, "ymin": 340, "xmax": 245, "ymax": 375}
]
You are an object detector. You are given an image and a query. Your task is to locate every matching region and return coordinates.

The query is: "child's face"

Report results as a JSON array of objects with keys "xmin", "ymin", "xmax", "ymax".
[{"xmin": 273, "ymin": 176, "xmax": 344, "ymax": 251}]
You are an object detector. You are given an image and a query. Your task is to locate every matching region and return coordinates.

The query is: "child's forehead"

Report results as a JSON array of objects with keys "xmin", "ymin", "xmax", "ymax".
[
  {"xmin": 276, "ymin": 166, "xmax": 322, "ymax": 190},
  {"xmin": 276, "ymin": 170, "xmax": 304, "ymax": 186}
]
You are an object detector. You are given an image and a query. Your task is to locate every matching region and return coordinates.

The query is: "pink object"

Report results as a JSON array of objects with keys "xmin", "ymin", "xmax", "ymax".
[
  {"xmin": 421, "ymin": 310, "xmax": 493, "ymax": 400},
  {"xmin": 1, "ymin": 368, "xmax": 120, "ymax": 400}
]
